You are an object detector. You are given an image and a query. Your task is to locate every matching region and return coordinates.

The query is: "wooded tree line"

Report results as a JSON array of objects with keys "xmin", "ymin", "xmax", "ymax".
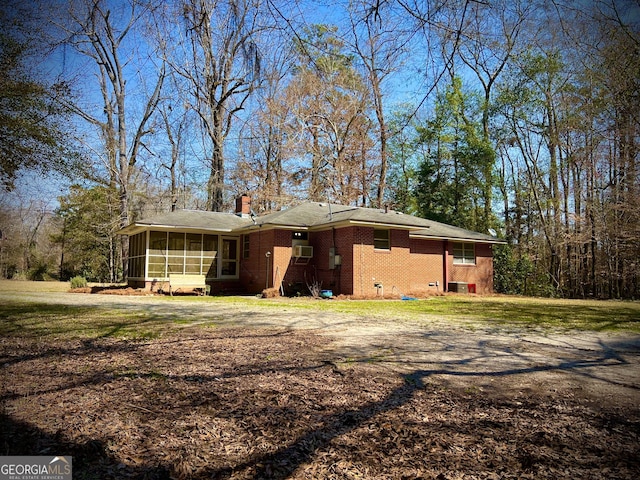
[{"xmin": 0, "ymin": 0, "xmax": 638, "ymax": 298}]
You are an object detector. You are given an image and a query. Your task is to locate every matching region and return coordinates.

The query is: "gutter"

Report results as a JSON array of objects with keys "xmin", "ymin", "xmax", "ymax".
[
  {"xmin": 117, "ymin": 223, "xmax": 236, "ymax": 235},
  {"xmin": 409, "ymin": 233, "xmax": 507, "ymax": 244},
  {"xmin": 246, "ymin": 219, "xmax": 432, "ymax": 232}
]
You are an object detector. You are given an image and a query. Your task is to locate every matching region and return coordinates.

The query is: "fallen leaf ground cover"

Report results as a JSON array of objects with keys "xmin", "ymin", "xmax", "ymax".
[
  {"xmin": 1, "ymin": 287, "xmax": 639, "ymax": 478},
  {"xmin": 1, "ymin": 318, "xmax": 639, "ymax": 478}
]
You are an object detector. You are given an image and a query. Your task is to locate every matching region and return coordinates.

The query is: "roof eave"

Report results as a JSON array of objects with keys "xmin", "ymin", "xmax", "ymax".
[
  {"xmin": 409, "ymin": 233, "xmax": 507, "ymax": 244},
  {"xmin": 117, "ymin": 223, "xmax": 237, "ymax": 235},
  {"xmin": 243, "ymin": 219, "xmax": 433, "ymax": 231},
  {"xmin": 342, "ymin": 220, "xmax": 430, "ymax": 230}
]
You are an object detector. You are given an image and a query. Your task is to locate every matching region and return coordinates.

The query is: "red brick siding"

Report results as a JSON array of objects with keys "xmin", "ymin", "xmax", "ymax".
[
  {"xmin": 238, "ymin": 226, "xmax": 496, "ymax": 296},
  {"xmin": 240, "ymin": 228, "xmax": 312, "ymax": 294},
  {"xmin": 274, "ymin": 229, "xmax": 302, "ymax": 293},
  {"xmin": 347, "ymin": 227, "xmax": 445, "ymax": 296},
  {"xmin": 239, "ymin": 229, "xmax": 277, "ymax": 293},
  {"xmin": 448, "ymin": 242, "xmax": 494, "ymax": 294},
  {"xmin": 239, "ymin": 227, "xmax": 359, "ymax": 295},
  {"xmin": 408, "ymin": 238, "xmax": 446, "ymax": 293}
]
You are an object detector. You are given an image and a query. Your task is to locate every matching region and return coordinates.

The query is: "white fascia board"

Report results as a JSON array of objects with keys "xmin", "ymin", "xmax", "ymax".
[
  {"xmin": 335, "ymin": 220, "xmax": 430, "ymax": 231},
  {"xmin": 118, "ymin": 224, "xmax": 235, "ymax": 235},
  {"xmin": 240, "ymin": 220, "xmax": 430, "ymax": 233},
  {"xmin": 148, "ymin": 225, "xmax": 235, "ymax": 233},
  {"xmin": 237, "ymin": 224, "xmax": 310, "ymax": 233},
  {"xmin": 267, "ymin": 224, "xmax": 310, "ymax": 231},
  {"xmin": 409, "ymin": 233, "xmax": 506, "ymax": 244}
]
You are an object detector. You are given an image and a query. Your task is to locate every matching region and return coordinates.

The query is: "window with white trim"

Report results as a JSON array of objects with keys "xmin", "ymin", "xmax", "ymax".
[
  {"xmin": 453, "ymin": 242, "xmax": 475, "ymax": 264},
  {"xmin": 243, "ymin": 234, "xmax": 250, "ymax": 259},
  {"xmin": 221, "ymin": 237, "xmax": 238, "ymax": 276}
]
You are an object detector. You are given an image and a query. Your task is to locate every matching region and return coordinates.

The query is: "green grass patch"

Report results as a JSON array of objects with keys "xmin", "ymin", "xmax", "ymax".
[
  {"xmin": 424, "ymin": 296, "xmax": 640, "ymax": 332},
  {"xmin": 0, "ymin": 279, "xmax": 71, "ymax": 293},
  {"xmin": 113, "ymin": 368, "xmax": 168, "ymax": 380},
  {"xmin": 0, "ymin": 293, "xmax": 638, "ymax": 340},
  {"xmin": 201, "ymin": 294, "xmax": 640, "ymax": 333},
  {"xmin": 0, "ymin": 302, "xmax": 174, "ymax": 340}
]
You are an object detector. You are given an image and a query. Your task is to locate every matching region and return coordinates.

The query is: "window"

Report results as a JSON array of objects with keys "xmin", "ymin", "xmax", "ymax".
[
  {"xmin": 292, "ymin": 231, "xmax": 308, "ymax": 240},
  {"xmin": 243, "ymin": 235, "xmax": 250, "ymax": 259},
  {"xmin": 374, "ymin": 229, "xmax": 390, "ymax": 250},
  {"xmin": 185, "ymin": 233, "xmax": 202, "ymax": 274},
  {"xmin": 202, "ymin": 235, "xmax": 218, "ymax": 278},
  {"xmin": 144, "ymin": 232, "xmax": 220, "ymax": 279},
  {"xmin": 167, "ymin": 232, "xmax": 185, "ymax": 274},
  {"xmin": 221, "ymin": 237, "xmax": 238, "ymax": 276},
  {"xmin": 148, "ymin": 231, "xmax": 168, "ymax": 278},
  {"xmin": 453, "ymin": 242, "xmax": 475, "ymax": 265},
  {"xmin": 127, "ymin": 232, "xmax": 146, "ymax": 278}
]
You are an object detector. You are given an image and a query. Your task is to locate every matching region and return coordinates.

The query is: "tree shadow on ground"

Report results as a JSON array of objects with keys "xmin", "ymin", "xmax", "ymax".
[
  {"xmin": 0, "ymin": 414, "xmax": 173, "ymax": 479},
  {"xmin": 201, "ymin": 340, "xmax": 640, "ymax": 479},
  {"xmin": 2, "ymin": 329, "xmax": 639, "ymax": 479}
]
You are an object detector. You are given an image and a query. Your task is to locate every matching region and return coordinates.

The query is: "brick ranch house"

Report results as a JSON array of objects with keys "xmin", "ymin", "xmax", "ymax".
[{"xmin": 119, "ymin": 196, "xmax": 505, "ymax": 296}]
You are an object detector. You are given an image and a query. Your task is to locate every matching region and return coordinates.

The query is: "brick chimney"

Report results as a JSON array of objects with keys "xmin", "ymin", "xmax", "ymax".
[{"xmin": 235, "ymin": 195, "xmax": 251, "ymax": 218}]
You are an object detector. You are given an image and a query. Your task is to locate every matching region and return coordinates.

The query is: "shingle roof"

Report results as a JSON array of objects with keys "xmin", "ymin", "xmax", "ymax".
[
  {"xmin": 252, "ymin": 203, "xmax": 502, "ymax": 243},
  {"xmin": 119, "ymin": 202, "xmax": 504, "ymax": 243},
  {"xmin": 118, "ymin": 209, "xmax": 250, "ymax": 234},
  {"xmin": 253, "ymin": 203, "xmax": 433, "ymax": 229},
  {"xmin": 410, "ymin": 223, "xmax": 501, "ymax": 243}
]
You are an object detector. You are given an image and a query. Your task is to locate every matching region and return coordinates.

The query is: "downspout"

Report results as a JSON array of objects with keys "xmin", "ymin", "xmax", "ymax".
[
  {"xmin": 332, "ymin": 227, "xmax": 340, "ymax": 294},
  {"xmin": 145, "ymin": 231, "xmax": 150, "ymax": 289},
  {"xmin": 443, "ymin": 240, "xmax": 449, "ymax": 292},
  {"xmin": 265, "ymin": 250, "xmax": 271, "ymax": 290},
  {"xmin": 359, "ymin": 227, "xmax": 364, "ymax": 296}
]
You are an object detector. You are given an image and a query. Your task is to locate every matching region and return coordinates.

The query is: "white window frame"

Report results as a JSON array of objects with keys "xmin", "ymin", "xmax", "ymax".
[
  {"xmin": 144, "ymin": 232, "xmax": 239, "ymax": 280},
  {"xmin": 243, "ymin": 234, "xmax": 250, "ymax": 259},
  {"xmin": 453, "ymin": 242, "xmax": 476, "ymax": 265},
  {"xmin": 220, "ymin": 236, "xmax": 240, "ymax": 279}
]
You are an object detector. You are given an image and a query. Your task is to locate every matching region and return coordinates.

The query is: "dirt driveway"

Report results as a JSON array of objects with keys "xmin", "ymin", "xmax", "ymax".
[{"xmin": 10, "ymin": 290, "xmax": 640, "ymax": 408}]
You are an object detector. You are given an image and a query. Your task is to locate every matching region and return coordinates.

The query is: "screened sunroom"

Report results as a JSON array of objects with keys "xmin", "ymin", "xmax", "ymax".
[
  {"xmin": 127, "ymin": 231, "xmax": 240, "ymax": 282},
  {"xmin": 119, "ymin": 209, "xmax": 249, "ymax": 288}
]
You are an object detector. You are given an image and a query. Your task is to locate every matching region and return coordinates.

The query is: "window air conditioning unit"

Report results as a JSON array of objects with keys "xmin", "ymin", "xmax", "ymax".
[{"xmin": 293, "ymin": 245, "xmax": 313, "ymax": 258}]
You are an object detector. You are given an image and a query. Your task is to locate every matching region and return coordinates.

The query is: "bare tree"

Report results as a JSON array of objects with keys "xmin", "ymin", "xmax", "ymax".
[
  {"xmin": 456, "ymin": 0, "xmax": 531, "ymax": 226},
  {"xmin": 286, "ymin": 24, "xmax": 373, "ymax": 205},
  {"xmin": 53, "ymin": 0, "xmax": 165, "ymax": 279},
  {"xmin": 0, "ymin": 192, "xmax": 60, "ymax": 280},
  {"xmin": 347, "ymin": 0, "xmax": 410, "ymax": 207},
  {"xmin": 158, "ymin": 103, "xmax": 186, "ymax": 212},
  {"xmin": 490, "ymin": 0, "xmax": 640, "ymax": 298},
  {"xmin": 171, "ymin": 0, "xmax": 266, "ymax": 212},
  {"xmin": 232, "ymin": 82, "xmax": 297, "ymax": 212},
  {"xmin": 151, "ymin": 68, "xmax": 196, "ymax": 213},
  {"xmin": 227, "ymin": 9, "xmax": 300, "ymax": 212}
]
